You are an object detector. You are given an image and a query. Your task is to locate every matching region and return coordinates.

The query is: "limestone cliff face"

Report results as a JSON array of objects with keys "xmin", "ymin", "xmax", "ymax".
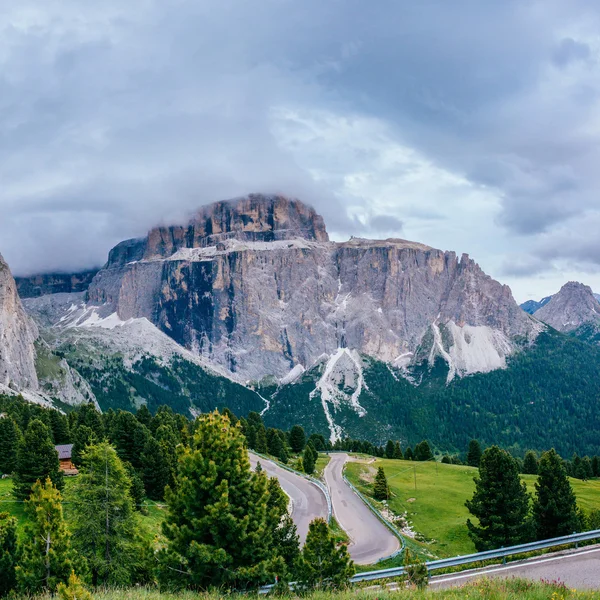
[
  {"xmin": 0, "ymin": 254, "xmax": 38, "ymax": 389},
  {"xmin": 15, "ymin": 270, "xmax": 99, "ymax": 299},
  {"xmin": 534, "ymin": 282, "xmax": 600, "ymax": 332},
  {"xmin": 86, "ymin": 194, "xmax": 538, "ymax": 381}
]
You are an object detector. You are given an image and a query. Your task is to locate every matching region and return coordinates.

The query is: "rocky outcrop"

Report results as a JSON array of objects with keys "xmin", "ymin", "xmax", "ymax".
[
  {"xmin": 520, "ymin": 296, "xmax": 552, "ymax": 315},
  {"xmin": 82, "ymin": 194, "xmax": 538, "ymax": 382},
  {"xmin": 534, "ymin": 282, "xmax": 600, "ymax": 332},
  {"xmin": 0, "ymin": 254, "xmax": 38, "ymax": 389},
  {"xmin": 15, "ymin": 270, "xmax": 99, "ymax": 299}
]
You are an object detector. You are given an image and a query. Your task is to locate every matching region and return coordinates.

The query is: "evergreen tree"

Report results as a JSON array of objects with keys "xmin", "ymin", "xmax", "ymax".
[
  {"xmin": 393, "ymin": 441, "xmax": 403, "ymax": 459},
  {"xmin": 69, "ymin": 442, "xmax": 150, "ymax": 586},
  {"xmin": 308, "ymin": 433, "xmax": 326, "ymax": 451},
  {"xmin": 385, "ymin": 440, "xmax": 395, "ymax": 459},
  {"xmin": 373, "ymin": 466, "xmax": 390, "ymax": 501},
  {"xmin": 404, "ymin": 446, "xmax": 414, "ymax": 461},
  {"xmin": 135, "ymin": 404, "xmax": 153, "ymax": 429},
  {"xmin": 303, "ymin": 443, "xmax": 317, "ymax": 475},
  {"xmin": 533, "ymin": 449, "xmax": 580, "ymax": 539},
  {"xmin": 465, "ymin": 446, "xmax": 530, "ymax": 551},
  {"xmin": 109, "ymin": 411, "xmax": 149, "ymax": 469},
  {"xmin": 71, "ymin": 425, "xmax": 97, "ymax": 468},
  {"xmin": 267, "ymin": 428, "xmax": 288, "ymax": 462},
  {"xmin": 255, "ymin": 424, "xmax": 268, "ymax": 454},
  {"xmin": 16, "ymin": 479, "xmax": 75, "ymax": 594},
  {"xmin": 289, "ymin": 425, "xmax": 306, "ymax": 454},
  {"xmin": 414, "ymin": 441, "xmax": 433, "ymax": 461},
  {"xmin": 70, "ymin": 403, "xmax": 104, "ymax": 439},
  {"xmin": 13, "ymin": 419, "xmax": 63, "ymax": 500},
  {"xmin": 0, "ymin": 512, "xmax": 17, "ymax": 596},
  {"xmin": 123, "ymin": 462, "xmax": 147, "ymax": 513},
  {"xmin": 158, "ymin": 411, "xmax": 288, "ymax": 590},
  {"xmin": 0, "ymin": 417, "xmax": 20, "ymax": 475},
  {"xmin": 57, "ymin": 571, "xmax": 93, "ymax": 600},
  {"xmin": 467, "ymin": 439, "xmax": 483, "ymax": 467},
  {"xmin": 581, "ymin": 457, "xmax": 594, "ymax": 481},
  {"xmin": 140, "ymin": 435, "xmax": 170, "ymax": 500},
  {"xmin": 592, "ymin": 456, "xmax": 600, "ymax": 477},
  {"xmin": 523, "ymin": 451, "xmax": 539, "ymax": 475},
  {"xmin": 441, "ymin": 455, "xmax": 451, "ymax": 464},
  {"xmin": 155, "ymin": 424, "xmax": 179, "ymax": 488},
  {"xmin": 296, "ymin": 518, "xmax": 354, "ymax": 591},
  {"xmin": 48, "ymin": 411, "xmax": 70, "ymax": 445}
]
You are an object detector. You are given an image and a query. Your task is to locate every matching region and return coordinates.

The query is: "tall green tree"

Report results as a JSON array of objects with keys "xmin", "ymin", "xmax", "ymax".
[
  {"xmin": 255, "ymin": 424, "xmax": 268, "ymax": 454},
  {"xmin": 465, "ymin": 446, "xmax": 530, "ymax": 551},
  {"xmin": 0, "ymin": 512, "xmax": 17, "ymax": 596},
  {"xmin": 69, "ymin": 442, "xmax": 151, "ymax": 586},
  {"xmin": 16, "ymin": 479, "xmax": 75, "ymax": 594},
  {"xmin": 289, "ymin": 425, "xmax": 306, "ymax": 454},
  {"xmin": 0, "ymin": 417, "xmax": 20, "ymax": 475},
  {"xmin": 70, "ymin": 403, "xmax": 104, "ymax": 439},
  {"xmin": 393, "ymin": 441, "xmax": 403, "ymax": 459},
  {"xmin": 158, "ymin": 411, "xmax": 288, "ymax": 590},
  {"xmin": 373, "ymin": 467, "xmax": 390, "ymax": 501},
  {"xmin": 533, "ymin": 449, "xmax": 580, "ymax": 539},
  {"xmin": 295, "ymin": 519, "xmax": 354, "ymax": 591},
  {"xmin": 467, "ymin": 439, "xmax": 483, "ymax": 467},
  {"xmin": 414, "ymin": 441, "xmax": 433, "ymax": 462},
  {"xmin": 71, "ymin": 425, "xmax": 97, "ymax": 468},
  {"xmin": 135, "ymin": 405, "xmax": 153, "ymax": 429},
  {"xmin": 109, "ymin": 411, "xmax": 150, "ymax": 469},
  {"xmin": 404, "ymin": 446, "xmax": 414, "ymax": 461},
  {"xmin": 155, "ymin": 424, "xmax": 179, "ymax": 487},
  {"xmin": 303, "ymin": 443, "xmax": 317, "ymax": 475},
  {"xmin": 522, "ymin": 451, "xmax": 539, "ymax": 475},
  {"xmin": 267, "ymin": 428, "xmax": 288, "ymax": 463},
  {"xmin": 385, "ymin": 440, "xmax": 395, "ymax": 459},
  {"xmin": 13, "ymin": 419, "xmax": 63, "ymax": 500},
  {"xmin": 140, "ymin": 436, "xmax": 170, "ymax": 500},
  {"xmin": 48, "ymin": 411, "xmax": 70, "ymax": 445}
]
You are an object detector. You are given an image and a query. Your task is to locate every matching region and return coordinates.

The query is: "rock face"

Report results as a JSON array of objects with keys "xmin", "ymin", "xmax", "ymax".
[
  {"xmin": 534, "ymin": 282, "xmax": 600, "ymax": 332},
  {"xmin": 15, "ymin": 270, "xmax": 99, "ymax": 299},
  {"xmin": 0, "ymin": 254, "xmax": 39, "ymax": 389},
  {"xmin": 85, "ymin": 194, "xmax": 538, "ymax": 381},
  {"xmin": 520, "ymin": 296, "xmax": 552, "ymax": 315}
]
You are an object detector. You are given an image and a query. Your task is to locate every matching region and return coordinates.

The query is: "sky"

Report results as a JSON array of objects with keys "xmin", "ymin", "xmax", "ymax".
[{"xmin": 2, "ymin": 1, "xmax": 600, "ymax": 301}]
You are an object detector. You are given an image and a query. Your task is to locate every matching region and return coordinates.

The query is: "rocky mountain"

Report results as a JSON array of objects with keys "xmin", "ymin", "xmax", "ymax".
[
  {"xmin": 16, "ymin": 270, "xmax": 99, "ymax": 299},
  {"xmin": 533, "ymin": 281, "xmax": 600, "ymax": 335},
  {"xmin": 0, "ymin": 254, "xmax": 39, "ymax": 391},
  {"xmin": 520, "ymin": 296, "xmax": 552, "ymax": 315},
  {"xmin": 84, "ymin": 194, "xmax": 539, "ymax": 385}
]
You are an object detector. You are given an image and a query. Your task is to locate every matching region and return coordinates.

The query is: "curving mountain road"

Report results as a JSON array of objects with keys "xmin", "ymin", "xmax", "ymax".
[
  {"xmin": 249, "ymin": 453, "xmax": 329, "ymax": 544},
  {"xmin": 324, "ymin": 453, "xmax": 400, "ymax": 565}
]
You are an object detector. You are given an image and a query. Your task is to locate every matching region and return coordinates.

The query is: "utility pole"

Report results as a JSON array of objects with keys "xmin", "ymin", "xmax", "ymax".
[{"xmin": 414, "ymin": 465, "xmax": 417, "ymax": 490}]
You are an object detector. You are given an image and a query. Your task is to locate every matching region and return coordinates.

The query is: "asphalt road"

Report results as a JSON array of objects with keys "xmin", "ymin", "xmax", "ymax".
[
  {"xmin": 248, "ymin": 452, "xmax": 329, "ymax": 544},
  {"xmin": 427, "ymin": 546, "xmax": 600, "ymax": 590},
  {"xmin": 324, "ymin": 453, "xmax": 400, "ymax": 565}
]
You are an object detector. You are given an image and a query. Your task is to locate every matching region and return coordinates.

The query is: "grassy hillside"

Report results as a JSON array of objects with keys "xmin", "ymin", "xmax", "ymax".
[{"xmin": 345, "ymin": 458, "xmax": 600, "ymax": 558}]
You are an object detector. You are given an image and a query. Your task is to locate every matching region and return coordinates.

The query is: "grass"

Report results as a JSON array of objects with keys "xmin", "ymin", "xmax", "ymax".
[
  {"xmin": 344, "ymin": 458, "xmax": 600, "ymax": 559},
  {"xmin": 12, "ymin": 578, "xmax": 600, "ymax": 599}
]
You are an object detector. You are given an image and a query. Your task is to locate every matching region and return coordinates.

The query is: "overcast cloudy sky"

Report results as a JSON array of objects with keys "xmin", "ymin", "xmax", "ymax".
[{"xmin": 2, "ymin": 1, "xmax": 600, "ymax": 301}]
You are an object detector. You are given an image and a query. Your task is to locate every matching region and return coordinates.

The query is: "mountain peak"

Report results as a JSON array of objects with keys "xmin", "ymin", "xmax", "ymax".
[{"xmin": 534, "ymin": 281, "xmax": 600, "ymax": 332}]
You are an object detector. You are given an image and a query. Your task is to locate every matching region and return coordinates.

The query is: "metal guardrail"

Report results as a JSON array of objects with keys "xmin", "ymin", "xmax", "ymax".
[
  {"xmin": 341, "ymin": 473, "xmax": 405, "ymax": 562},
  {"xmin": 351, "ymin": 528, "xmax": 600, "ymax": 583},
  {"xmin": 251, "ymin": 451, "xmax": 332, "ymax": 522}
]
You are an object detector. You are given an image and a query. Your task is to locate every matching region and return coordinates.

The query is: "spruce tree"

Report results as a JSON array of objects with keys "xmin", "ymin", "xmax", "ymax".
[
  {"xmin": 48, "ymin": 411, "xmax": 70, "ymax": 445},
  {"xmin": 255, "ymin": 424, "xmax": 268, "ymax": 453},
  {"xmin": 465, "ymin": 446, "xmax": 530, "ymax": 551},
  {"xmin": 155, "ymin": 424, "xmax": 179, "ymax": 488},
  {"xmin": 13, "ymin": 419, "xmax": 63, "ymax": 500},
  {"xmin": 0, "ymin": 512, "xmax": 17, "ymax": 596},
  {"xmin": 289, "ymin": 425, "xmax": 306, "ymax": 454},
  {"xmin": 109, "ymin": 410, "xmax": 150, "ymax": 469},
  {"xmin": 467, "ymin": 439, "xmax": 482, "ymax": 467},
  {"xmin": 404, "ymin": 446, "xmax": 414, "ymax": 461},
  {"xmin": 69, "ymin": 442, "xmax": 150, "ymax": 586},
  {"xmin": 533, "ymin": 449, "xmax": 580, "ymax": 539},
  {"xmin": 385, "ymin": 440, "xmax": 395, "ymax": 459},
  {"xmin": 158, "ymin": 411, "xmax": 288, "ymax": 590},
  {"xmin": 415, "ymin": 441, "xmax": 433, "ymax": 461},
  {"xmin": 16, "ymin": 479, "xmax": 75, "ymax": 594},
  {"xmin": 373, "ymin": 466, "xmax": 390, "ymax": 501},
  {"xmin": 303, "ymin": 443, "xmax": 317, "ymax": 475},
  {"xmin": 0, "ymin": 417, "xmax": 20, "ymax": 475},
  {"xmin": 135, "ymin": 404, "xmax": 153, "ymax": 429},
  {"xmin": 70, "ymin": 402, "xmax": 104, "ymax": 439},
  {"xmin": 71, "ymin": 425, "xmax": 97, "ymax": 468},
  {"xmin": 140, "ymin": 435, "xmax": 170, "ymax": 500},
  {"xmin": 296, "ymin": 518, "xmax": 355, "ymax": 591},
  {"xmin": 523, "ymin": 451, "xmax": 539, "ymax": 475},
  {"xmin": 393, "ymin": 441, "xmax": 403, "ymax": 459}
]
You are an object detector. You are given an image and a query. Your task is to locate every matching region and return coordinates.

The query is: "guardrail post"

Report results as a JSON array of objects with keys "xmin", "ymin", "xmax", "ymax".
[
  {"xmin": 501, "ymin": 547, "xmax": 506, "ymax": 564},
  {"xmin": 574, "ymin": 531, "xmax": 578, "ymax": 549}
]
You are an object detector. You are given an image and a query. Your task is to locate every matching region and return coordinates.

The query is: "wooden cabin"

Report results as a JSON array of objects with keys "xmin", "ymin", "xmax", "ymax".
[{"xmin": 55, "ymin": 444, "xmax": 78, "ymax": 475}]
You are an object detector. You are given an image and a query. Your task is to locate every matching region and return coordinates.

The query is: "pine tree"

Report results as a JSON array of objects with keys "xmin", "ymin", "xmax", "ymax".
[
  {"xmin": 157, "ymin": 411, "xmax": 288, "ymax": 590},
  {"xmin": 16, "ymin": 478, "xmax": 75, "ymax": 594},
  {"xmin": 155, "ymin": 424, "xmax": 179, "ymax": 488},
  {"xmin": 465, "ymin": 446, "xmax": 530, "ymax": 551},
  {"xmin": 71, "ymin": 425, "xmax": 97, "ymax": 468},
  {"xmin": 289, "ymin": 425, "xmax": 306, "ymax": 454},
  {"xmin": 0, "ymin": 417, "xmax": 20, "ymax": 475},
  {"xmin": 523, "ymin": 451, "xmax": 539, "ymax": 475},
  {"xmin": 140, "ymin": 435, "xmax": 170, "ymax": 500},
  {"xmin": 123, "ymin": 461, "xmax": 147, "ymax": 513},
  {"xmin": 48, "ymin": 411, "xmax": 70, "ymax": 445},
  {"xmin": 255, "ymin": 424, "xmax": 268, "ymax": 454},
  {"xmin": 393, "ymin": 441, "xmax": 403, "ymax": 459},
  {"xmin": 135, "ymin": 404, "xmax": 153, "ymax": 429},
  {"xmin": 467, "ymin": 439, "xmax": 482, "ymax": 467},
  {"xmin": 303, "ymin": 443, "xmax": 317, "ymax": 475},
  {"xmin": 13, "ymin": 419, "xmax": 63, "ymax": 500},
  {"xmin": 404, "ymin": 446, "xmax": 414, "ymax": 461},
  {"xmin": 109, "ymin": 410, "xmax": 150, "ymax": 469},
  {"xmin": 533, "ymin": 449, "xmax": 580, "ymax": 540},
  {"xmin": 69, "ymin": 442, "xmax": 150, "ymax": 586},
  {"xmin": 0, "ymin": 512, "xmax": 17, "ymax": 596},
  {"xmin": 592, "ymin": 456, "xmax": 600, "ymax": 477},
  {"xmin": 296, "ymin": 518, "xmax": 355, "ymax": 591},
  {"xmin": 415, "ymin": 441, "xmax": 433, "ymax": 462},
  {"xmin": 385, "ymin": 440, "xmax": 395, "ymax": 459},
  {"xmin": 373, "ymin": 466, "xmax": 390, "ymax": 501},
  {"xmin": 70, "ymin": 402, "xmax": 104, "ymax": 439}
]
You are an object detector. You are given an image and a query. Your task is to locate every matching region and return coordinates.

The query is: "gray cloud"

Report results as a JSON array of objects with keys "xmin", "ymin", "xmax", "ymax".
[{"xmin": 2, "ymin": 0, "xmax": 600, "ymax": 289}]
